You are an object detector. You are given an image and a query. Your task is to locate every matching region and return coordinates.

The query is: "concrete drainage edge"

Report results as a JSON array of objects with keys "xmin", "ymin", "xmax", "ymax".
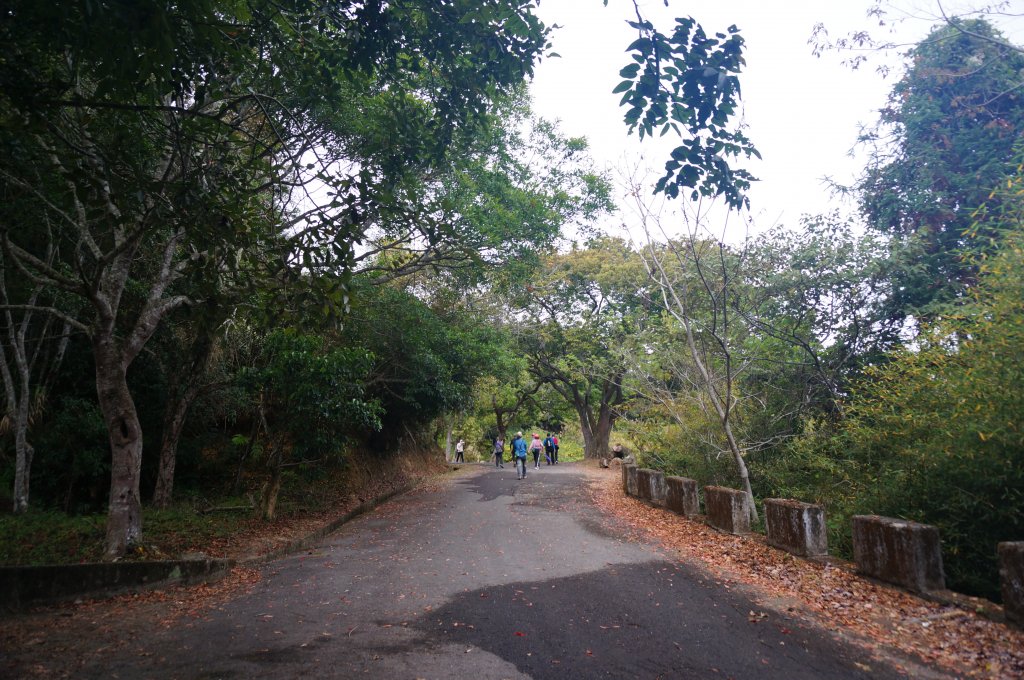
[{"xmin": 0, "ymin": 482, "xmax": 418, "ymax": 613}]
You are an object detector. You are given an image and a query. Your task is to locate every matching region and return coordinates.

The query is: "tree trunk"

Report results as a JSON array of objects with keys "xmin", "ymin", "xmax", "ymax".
[
  {"xmin": 722, "ymin": 418, "xmax": 757, "ymax": 522},
  {"xmin": 94, "ymin": 333, "xmax": 144, "ymax": 560},
  {"xmin": 644, "ymin": 246, "xmax": 759, "ymax": 523},
  {"xmin": 444, "ymin": 419, "xmax": 454, "ymax": 462},
  {"xmin": 493, "ymin": 402, "xmax": 508, "ymax": 442},
  {"xmin": 9, "ymin": 318, "xmax": 71, "ymax": 513},
  {"xmin": 581, "ymin": 409, "xmax": 598, "ymax": 456},
  {"xmin": 152, "ymin": 386, "xmax": 196, "ymax": 509},
  {"xmin": 573, "ymin": 401, "xmax": 603, "ymax": 459},
  {"xmin": 153, "ymin": 319, "xmax": 219, "ymax": 509},
  {"xmin": 1, "ymin": 286, "xmax": 41, "ymax": 514},
  {"xmin": 13, "ymin": 440, "xmax": 33, "ymax": 514},
  {"xmin": 593, "ymin": 407, "xmax": 615, "ymax": 461},
  {"xmin": 569, "ymin": 385, "xmax": 618, "ymax": 460},
  {"xmin": 260, "ymin": 464, "xmax": 283, "ymax": 521},
  {"xmin": 10, "ymin": 367, "xmax": 32, "ymax": 514}
]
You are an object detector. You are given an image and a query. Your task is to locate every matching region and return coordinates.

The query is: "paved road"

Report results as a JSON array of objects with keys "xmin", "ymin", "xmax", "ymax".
[{"xmin": 78, "ymin": 464, "xmax": 929, "ymax": 678}]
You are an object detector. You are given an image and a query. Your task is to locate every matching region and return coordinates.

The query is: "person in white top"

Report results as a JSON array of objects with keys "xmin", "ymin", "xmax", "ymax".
[{"xmin": 454, "ymin": 439, "xmax": 465, "ymax": 463}]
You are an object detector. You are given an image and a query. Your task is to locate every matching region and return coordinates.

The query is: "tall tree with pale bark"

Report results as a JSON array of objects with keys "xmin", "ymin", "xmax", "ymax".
[{"xmin": 0, "ymin": 0, "xmax": 550, "ymax": 557}]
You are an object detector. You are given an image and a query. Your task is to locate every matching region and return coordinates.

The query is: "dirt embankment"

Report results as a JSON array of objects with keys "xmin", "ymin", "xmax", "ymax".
[{"xmin": 196, "ymin": 442, "xmax": 453, "ymax": 561}]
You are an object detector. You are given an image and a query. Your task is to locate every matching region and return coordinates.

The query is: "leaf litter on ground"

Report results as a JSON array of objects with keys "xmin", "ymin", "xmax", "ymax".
[{"xmin": 583, "ymin": 465, "xmax": 1024, "ymax": 679}]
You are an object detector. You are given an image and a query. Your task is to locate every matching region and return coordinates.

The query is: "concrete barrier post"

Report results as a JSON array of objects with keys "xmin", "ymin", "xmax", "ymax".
[
  {"xmin": 649, "ymin": 471, "xmax": 668, "ymax": 506},
  {"xmin": 625, "ymin": 464, "xmax": 639, "ymax": 498},
  {"xmin": 764, "ymin": 499, "xmax": 827, "ymax": 557},
  {"xmin": 621, "ymin": 462, "xmax": 630, "ymax": 494},
  {"xmin": 635, "ymin": 468, "xmax": 654, "ymax": 501},
  {"xmin": 704, "ymin": 486, "xmax": 750, "ymax": 534},
  {"xmin": 665, "ymin": 477, "xmax": 700, "ymax": 516},
  {"xmin": 852, "ymin": 515, "xmax": 945, "ymax": 593},
  {"xmin": 999, "ymin": 542, "xmax": 1024, "ymax": 626}
]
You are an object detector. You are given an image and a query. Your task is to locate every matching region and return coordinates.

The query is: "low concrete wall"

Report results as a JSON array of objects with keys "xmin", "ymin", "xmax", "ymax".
[
  {"xmin": 999, "ymin": 542, "xmax": 1024, "ymax": 626},
  {"xmin": 764, "ymin": 499, "xmax": 827, "ymax": 558},
  {"xmin": 648, "ymin": 471, "xmax": 667, "ymax": 506},
  {"xmin": 635, "ymin": 469, "xmax": 654, "ymax": 501},
  {"xmin": 704, "ymin": 486, "xmax": 750, "ymax": 534},
  {"xmin": 625, "ymin": 464, "xmax": 639, "ymax": 497},
  {"xmin": 0, "ymin": 558, "xmax": 234, "ymax": 611},
  {"xmin": 852, "ymin": 515, "xmax": 945, "ymax": 593},
  {"xmin": 665, "ymin": 476, "xmax": 700, "ymax": 516}
]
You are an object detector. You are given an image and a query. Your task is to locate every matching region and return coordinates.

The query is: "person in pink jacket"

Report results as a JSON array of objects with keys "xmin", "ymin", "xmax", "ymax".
[{"xmin": 529, "ymin": 433, "xmax": 543, "ymax": 469}]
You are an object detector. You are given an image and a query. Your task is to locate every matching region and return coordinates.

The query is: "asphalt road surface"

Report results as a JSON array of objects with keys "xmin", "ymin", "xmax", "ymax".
[{"xmin": 63, "ymin": 463, "xmax": 938, "ymax": 679}]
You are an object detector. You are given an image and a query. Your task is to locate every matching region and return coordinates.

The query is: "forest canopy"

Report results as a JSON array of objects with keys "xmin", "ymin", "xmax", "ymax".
[{"xmin": 0, "ymin": 1, "xmax": 1020, "ymax": 601}]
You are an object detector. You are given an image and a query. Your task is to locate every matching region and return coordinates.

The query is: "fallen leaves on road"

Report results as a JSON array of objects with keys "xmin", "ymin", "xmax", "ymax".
[
  {"xmin": 0, "ymin": 566, "xmax": 260, "ymax": 678},
  {"xmin": 585, "ymin": 466, "xmax": 1024, "ymax": 679}
]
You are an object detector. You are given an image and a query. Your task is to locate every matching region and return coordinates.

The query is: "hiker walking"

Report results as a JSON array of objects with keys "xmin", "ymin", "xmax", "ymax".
[
  {"xmin": 552, "ymin": 434, "xmax": 559, "ymax": 464},
  {"xmin": 493, "ymin": 436, "xmax": 505, "ymax": 468},
  {"xmin": 454, "ymin": 439, "xmax": 465, "ymax": 463},
  {"xmin": 529, "ymin": 433, "xmax": 543, "ymax": 469},
  {"xmin": 543, "ymin": 433, "xmax": 555, "ymax": 465},
  {"xmin": 511, "ymin": 432, "xmax": 529, "ymax": 479}
]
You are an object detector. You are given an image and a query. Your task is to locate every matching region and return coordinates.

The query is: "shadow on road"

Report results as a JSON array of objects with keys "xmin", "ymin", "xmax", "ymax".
[{"xmin": 410, "ymin": 559, "xmax": 899, "ymax": 680}]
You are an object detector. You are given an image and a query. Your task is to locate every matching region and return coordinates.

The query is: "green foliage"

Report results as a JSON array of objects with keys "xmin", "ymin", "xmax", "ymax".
[
  {"xmin": 0, "ymin": 509, "xmax": 105, "ymax": 565},
  {"xmin": 516, "ymin": 239, "xmax": 654, "ymax": 457},
  {"xmin": 616, "ymin": 15, "xmax": 758, "ymax": 208},
  {"xmin": 745, "ymin": 215, "xmax": 905, "ymax": 379},
  {"xmin": 342, "ymin": 285, "xmax": 473, "ymax": 431},
  {"xmin": 778, "ymin": 178, "xmax": 1024, "ymax": 599},
  {"xmin": 857, "ymin": 19, "xmax": 1024, "ymax": 317},
  {"xmin": 31, "ymin": 396, "xmax": 110, "ymax": 514},
  {"xmin": 327, "ymin": 88, "xmax": 614, "ymax": 297},
  {"xmin": 0, "ymin": 501, "xmax": 256, "ymax": 566},
  {"xmin": 238, "ymin": 330, "xmax": 381, "ymax": 464},
  {"xmin": 618, "ymin": 400, "xmax": 736, "ymax": 485}
]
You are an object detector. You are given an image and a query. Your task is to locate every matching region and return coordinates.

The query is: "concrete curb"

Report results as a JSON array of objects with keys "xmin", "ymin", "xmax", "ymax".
[
  {"xmin": 0, "ymin": 557, "xmax": 236, "ymax": 612},
  {"xmin": 0, "ymin": 482, "xmax": 418, "ymax": 612}
]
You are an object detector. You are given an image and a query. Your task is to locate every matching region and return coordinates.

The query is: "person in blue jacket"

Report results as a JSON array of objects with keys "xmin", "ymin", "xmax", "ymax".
[{"xmin": 511, "ymin": 431, "xmax": 529, "ymax": 480}]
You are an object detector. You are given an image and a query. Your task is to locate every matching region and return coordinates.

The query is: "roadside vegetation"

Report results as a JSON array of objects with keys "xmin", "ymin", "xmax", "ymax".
[{"xmin": 0, "ymin": 1, "xmax": 1021, "ymax": 604}]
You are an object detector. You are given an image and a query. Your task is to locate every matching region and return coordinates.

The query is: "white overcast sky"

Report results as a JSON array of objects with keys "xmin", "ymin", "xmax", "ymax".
[{"xmin": 528, "ymin": 1, "xmax": 1024, "ymax": 237}]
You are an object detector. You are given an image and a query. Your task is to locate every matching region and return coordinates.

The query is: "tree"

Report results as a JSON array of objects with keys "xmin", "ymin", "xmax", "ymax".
[
  {"xmin": 477, "ymin": 372, "xmax": 543, "ymax": 443},
  {"xmin": 0, "ymin": 0, "xmax": 550, "ymax": 557},
  {"xmin": 232, "ymin": 330, "xmax": 380, "ymax": 520},
  {"xmin": 786, "ymin": 168, "xmax": 1024, "ymax": 598},
  {"xmin": 741, "ymin": 214, "xmax": 906, "ymax": 407},
  {"xmin": 0, "ymin": 249, "xmax": 72, "ymax": 512},
  {"xmin": 631, "ymin": 197, "xmax": 759, "ymax": 520},
  {"xmin": 518, "ymin": 239, "xmax": 650, "ymax": 459},
  {"xmin": 149, "ymin": 306, "xmax": 228, "ymax": 509},
  {"xmin": 142, "ymin": 83, "xmax": 608, "ymax": 508},
  {"xmin": 852, "ymin": 18, "xmax": 1024, "ymax": 318},
  {"xmin": 342, "ymin": 88, "xmax": 613, "ymax": 289}
]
